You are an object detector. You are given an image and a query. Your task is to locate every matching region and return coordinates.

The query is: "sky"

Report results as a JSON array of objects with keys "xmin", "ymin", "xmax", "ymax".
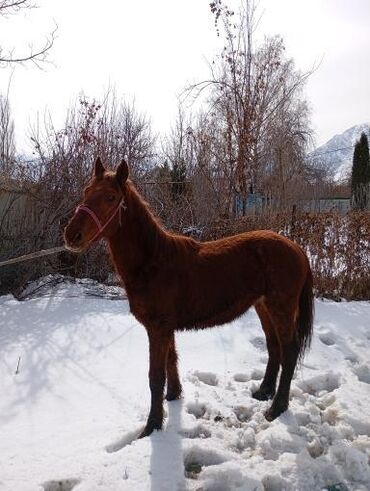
[{"xmin": 0, "ymin": 0, "xmax": 369, "ymax": 154}]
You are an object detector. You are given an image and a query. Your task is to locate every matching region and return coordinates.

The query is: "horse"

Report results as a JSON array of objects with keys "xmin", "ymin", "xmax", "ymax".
[{"xmin": 64, "ymin": 157, "xmax": 314, "ymax": 438}]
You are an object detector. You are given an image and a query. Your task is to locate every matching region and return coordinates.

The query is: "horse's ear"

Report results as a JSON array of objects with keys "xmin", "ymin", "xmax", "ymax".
[
  {"xmin": 94, "ymin": 157, "xmax": 105, "ymax": 178},
  {"xmin": 116, "ymin": 159, "xmax": 129, "ymax": 186}
]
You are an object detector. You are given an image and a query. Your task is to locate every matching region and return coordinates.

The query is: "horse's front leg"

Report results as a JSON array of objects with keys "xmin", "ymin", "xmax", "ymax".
[{"xmin": 139, "ymin": 331, "xmax": 171, "ymax": 438}]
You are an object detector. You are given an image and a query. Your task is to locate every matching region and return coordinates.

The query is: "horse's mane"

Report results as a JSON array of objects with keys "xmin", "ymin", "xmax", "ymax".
[
  {"xmin": 124, "ymin": 180, "xmax": 197, "ymax": 258},
  {"xmin": 126, "ymin": 181, "xmax": 164, "ymax": 232}
]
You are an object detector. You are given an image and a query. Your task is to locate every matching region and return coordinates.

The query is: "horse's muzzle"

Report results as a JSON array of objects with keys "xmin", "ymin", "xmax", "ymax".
[{"xmin": 63, "ymin": 223, "xmax": 86, "ymax": 252}]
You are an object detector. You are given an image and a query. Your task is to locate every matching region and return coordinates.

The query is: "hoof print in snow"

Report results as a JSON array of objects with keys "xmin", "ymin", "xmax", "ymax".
[
  {"xmin": 259, "ymin": 354, "xmax": 268, "ymax": 364},
  {"xmin": 353, "ymin": 363, "xmax": 370, "ymax": 384},
  {"xmin": 233, "ymin": 405, "xmax": 253, "ymax": 423},
  {"xmin": 250, "ymin": 336, "xmax": 266, "ymax": 351},
  {"xmin": 193, "ymin": 370, "xmax": 219, "ymax": 386},
  {"xmin": 318, "ymin": 331, "xmax": 335, "ymax": 346},
  {"xmin": 345, "ymin": 354, "xmax": 359, "ymax": 364},
  {"xmin": 325, "ymin": 484, "xmax": 350, "ymax": 491},
  {"xmin": 306, "ymin": 437, "xmax": 325, "ymax": 458},
  {"xmin": 180, "ymin": 424, "xmax": 211, "ymax": 439},
  {"xmin": 184, "ymin": 462, "xmax": 202, "ymax": 480},
  {"xmin": 250, "ymin": 369, "xmax": 264, "ymax": 381},
  {"xmin": 297, "ymin": 372, "xmax": 340, "ymax": 396},
  {"xmin": 42, "ymin": 479, "xmax": 80, "ymax": 491},
  {"xmin": 105, "ymin": 428, "xmax": 143, "ymax": 453},
  {"xmin": 186, "ymin": 400, "xmax": 208, "ymax": 419},
  {"xmin": 233, "ymin": 372, "xmax": 250, "ymax": 383},
  {"xmin": 262, "ymin": 473, "xmax": 286, "ymax": 491},
  {"xmin": 183, "ymin": 444, "xmax": 228, "ymax": 480},
  {"xmin": 316, "ymin": 392, "xmax": 336, "ymax": 410}
]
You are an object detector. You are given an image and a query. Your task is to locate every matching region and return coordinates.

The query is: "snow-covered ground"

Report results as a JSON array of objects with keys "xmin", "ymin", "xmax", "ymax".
[{"xmin": 1, "ymin": 279, "xmax": 370, "ymax": 491}]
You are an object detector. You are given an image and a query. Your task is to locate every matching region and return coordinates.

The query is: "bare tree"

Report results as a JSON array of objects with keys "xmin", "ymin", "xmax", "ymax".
[
  {"xmin": 155, "ymin": 107, "xmax": 196, "ymax": 230},
  {"xmin": 20, "ymin": 91, "xmax": 154, "ymax": 250},
  {"xmin": 185, "ymin": 0, "xmax": 313, "ymax": 212},
  {"xmin": 0, "ymin": 92, "xmax": 15, "ymax": 174},
  {"xmin": 0, "ymin": 91, "xmax": 155, "ymax": 291},
  {"xmin": 0, "ymin": 0, "xmax": 56, "ymax": 67},
  {"xmin": 259, "ymin": 95, "xmax": 314, "ymax": 209},
  {"xmin": 95, "ymin": 94, "xmax": 155, "ymax": 179}
]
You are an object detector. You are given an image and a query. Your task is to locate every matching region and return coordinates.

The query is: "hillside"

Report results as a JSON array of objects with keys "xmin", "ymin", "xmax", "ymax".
[{"xmin": 311, "ymin": 123, "xmax": 370, "ymax": 181}]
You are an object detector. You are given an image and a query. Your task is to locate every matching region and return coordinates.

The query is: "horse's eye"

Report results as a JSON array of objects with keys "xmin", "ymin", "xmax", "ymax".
[{"xmin": 107, "ymin": 195, "xmax": 116, "ymax": 203}]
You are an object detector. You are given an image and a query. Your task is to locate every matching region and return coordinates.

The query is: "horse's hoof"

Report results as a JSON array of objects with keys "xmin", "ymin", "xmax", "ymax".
[
  {"xmin": 138, "ymin": 428, "xmax": 151, "ymax": 439},
  {"xmin": 138, "ymin": 426, "xmax": 155, "ymax": 438},
  {"xmin": 264, "ymin": 403, "xmax": 288, "ymax": 421},
  {"xmin": 165, "ymin": 390, "xmax": 182, "ymax": 401},
  {"xmin": 138, "ymin": 422, "xmax": 163, "ymax": 438},
  {"xmin": 139, "ymin": 428, "xmax": 155, "ymax": 438},
  {"xmin": 252, "ymin": 387, "xmax": 275, "ymax": 401}
]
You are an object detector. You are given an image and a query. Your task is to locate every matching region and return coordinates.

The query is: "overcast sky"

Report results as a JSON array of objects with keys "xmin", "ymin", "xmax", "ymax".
[{"xmin": 0, "ymin": 0, "xmax": 369, "ymax": 153}]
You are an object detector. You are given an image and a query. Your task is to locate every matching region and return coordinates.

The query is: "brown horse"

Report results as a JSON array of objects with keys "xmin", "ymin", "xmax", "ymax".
[{"xmin": 64, "ymin": 158, "xmax": 314, "ymax": 438}]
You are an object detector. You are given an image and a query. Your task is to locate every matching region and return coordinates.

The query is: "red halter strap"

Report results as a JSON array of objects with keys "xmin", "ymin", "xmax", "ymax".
[
  {"xmin": 76, "ymin": 204, "xmax": 104, "ymax": 232},
  {"xmin": 75, "ymin": 198, "xmax": 126, "ymax": 244}
]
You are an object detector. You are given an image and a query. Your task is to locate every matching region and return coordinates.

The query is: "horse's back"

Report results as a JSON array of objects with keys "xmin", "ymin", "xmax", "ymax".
[{"xmin": 200, "ymin": 229, "xmax": 308, "ymax": 274}]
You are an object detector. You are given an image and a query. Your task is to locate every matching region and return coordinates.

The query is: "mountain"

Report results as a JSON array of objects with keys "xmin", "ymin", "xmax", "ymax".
[{"xmin": 310, "ymin": 123, "xmax": 370, "ymax": 181}]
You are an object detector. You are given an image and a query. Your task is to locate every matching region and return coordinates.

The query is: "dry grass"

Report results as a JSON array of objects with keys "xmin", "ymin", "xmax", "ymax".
[{"xmin": 1, "ymin": 193, "xmax": 369, "ymax": 301}]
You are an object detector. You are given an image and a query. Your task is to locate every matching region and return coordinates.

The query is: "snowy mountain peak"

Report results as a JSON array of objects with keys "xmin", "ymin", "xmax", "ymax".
[{"xmin": 312, "ymin": 123, "xmax": 370, "ymax": 181}]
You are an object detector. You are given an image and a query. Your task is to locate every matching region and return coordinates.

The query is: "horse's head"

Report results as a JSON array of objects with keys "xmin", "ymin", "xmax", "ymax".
[{"xmin": 64, "ymin": 157, "xmax": 129, "ymax": 252}]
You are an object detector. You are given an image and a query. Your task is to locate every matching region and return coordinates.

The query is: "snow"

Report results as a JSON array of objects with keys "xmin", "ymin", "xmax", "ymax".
[
  {"xmin": 0, "ymin": 279, "xmax": 370, "ymax": 490},
  {"xmin": 310, "ymin": 122, "xmax": 370, "ymax": 181}
]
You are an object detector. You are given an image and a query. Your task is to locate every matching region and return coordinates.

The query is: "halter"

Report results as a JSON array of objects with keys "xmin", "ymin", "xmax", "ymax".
[{"xmin": 75, "ymin": 197, "xmax": 127, "ymax": 244}]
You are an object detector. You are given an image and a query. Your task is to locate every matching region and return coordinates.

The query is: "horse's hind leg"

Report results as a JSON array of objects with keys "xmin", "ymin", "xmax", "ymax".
[
  {"xmin": 165, "ymin": 334, "xmax": 182, "ymax": 401},
  {"xmin": 252, "ymin": 301, "xmax": 280, "ymax": 401},
  {"xmin": 263, "ymin": 302, "xmax": 300, "ymax": 421}
]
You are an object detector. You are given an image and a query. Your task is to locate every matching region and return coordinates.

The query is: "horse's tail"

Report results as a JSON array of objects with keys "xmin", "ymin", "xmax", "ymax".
[{"xmin": 297, "ymin": 269, "xmax": 314, "ymax": 362}]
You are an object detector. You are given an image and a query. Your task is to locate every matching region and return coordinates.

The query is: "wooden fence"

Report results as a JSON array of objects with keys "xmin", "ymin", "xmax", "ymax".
[{"xmin": 0, "ymin": 179, "xmax": 38, "ymax": 241}]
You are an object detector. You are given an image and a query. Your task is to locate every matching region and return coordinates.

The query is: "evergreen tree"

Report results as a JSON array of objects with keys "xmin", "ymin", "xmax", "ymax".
[
  {"xmin": 351, "ymin": 132, "xmax": 370, "ymax": 210},
  {"xmin": 170, "ymin": 159, "xmax": 187, "ymax": 200},
  {"xmin": 157, "ymin": 161, "xmax": 171, "ymax": 182}
]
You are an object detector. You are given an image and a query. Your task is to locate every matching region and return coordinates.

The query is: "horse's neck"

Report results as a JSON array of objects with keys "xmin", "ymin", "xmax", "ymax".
[{"xmin": 108, "ymin": 183, "xmax": 168, "ymax": 283}]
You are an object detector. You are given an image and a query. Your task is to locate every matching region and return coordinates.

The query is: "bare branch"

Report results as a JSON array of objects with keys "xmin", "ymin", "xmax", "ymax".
[
  {"xmin": 0, "ymin": 24, "xmax": 57, "ymax": 67},
  {"xmin": 0, "ymin": 0, "xmax": 31, "ymax": 14}
]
